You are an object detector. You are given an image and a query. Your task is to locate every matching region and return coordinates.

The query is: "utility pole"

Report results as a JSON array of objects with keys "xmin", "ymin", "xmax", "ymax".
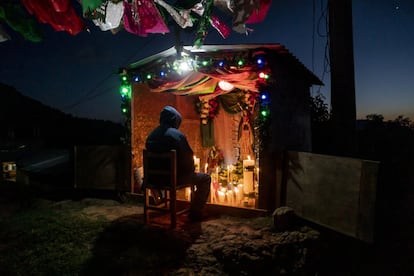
[{"xmin": 328, "ymin": 0, "xmax": 357, "ymax": 157}]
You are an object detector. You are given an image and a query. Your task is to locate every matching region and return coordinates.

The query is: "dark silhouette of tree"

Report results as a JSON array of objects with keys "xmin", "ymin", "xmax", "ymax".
[{"xmin": 308, "ymin": 93, "xmax": 333, "ymax": 154}]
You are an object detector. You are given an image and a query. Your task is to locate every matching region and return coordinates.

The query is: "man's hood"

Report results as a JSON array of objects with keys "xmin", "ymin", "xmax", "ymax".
[{"xmin": 159, "ymin": 106, "xmax": 182, "ymax": 129}]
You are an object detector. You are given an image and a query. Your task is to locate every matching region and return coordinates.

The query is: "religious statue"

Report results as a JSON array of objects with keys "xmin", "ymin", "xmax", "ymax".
[{"xmin": 238, "ymin": 111, "xmax": 254, "ymax": 160}]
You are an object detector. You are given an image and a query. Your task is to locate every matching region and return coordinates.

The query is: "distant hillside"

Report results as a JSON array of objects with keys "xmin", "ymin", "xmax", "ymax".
[
  {"xmin": 0, "ymin": 83, "xmax": 67, "ymax": 124},
  {"xmin": 0, "ymin": 83, "xmax": 126, "ymax": 147}
]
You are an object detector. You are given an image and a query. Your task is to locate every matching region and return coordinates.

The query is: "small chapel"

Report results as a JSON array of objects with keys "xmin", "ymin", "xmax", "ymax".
[{"xmin": 119, "ymin": 44, "xmax": 322, "ymax": 211}]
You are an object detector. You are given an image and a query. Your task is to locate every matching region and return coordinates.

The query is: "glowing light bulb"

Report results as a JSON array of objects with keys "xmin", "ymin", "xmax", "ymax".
[{"xmin": 218, "ymin": 80, "xmax": 234, "ymax": 91}]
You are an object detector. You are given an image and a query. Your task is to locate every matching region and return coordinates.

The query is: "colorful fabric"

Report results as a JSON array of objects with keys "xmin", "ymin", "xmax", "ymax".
[
  {"xmin": 148, "ymin": 66, "xmax": 258, "ymax": 95},
  {"xmin": 92, "ymin": 1, "xmax": 124, "ymax": 31},
  {"xmin": 154, "ymin": 0, "xmax": 193, "ymax": 28},
  {"xmin": 232, "ymin": 0, "xmax": 260, "ymax": 33},
  {"xmin": 81, "ymin": 0, "xmax": 105, "ymax": 15},
  {"xmin": 123, "ymin": 0, "xmax": 169, "ymax": 36},
  {"xmin": 204, "ymin": 70, "xmax": 259, "ymax": 92},
  {"xmin": 245, "ymin": 0, "xmax": 271, "ymax": 23},
  {"xmin": 0, "ymin": 3, "xmax": 43, "ymax": 42},
  {"xmin": 194, "ymin": 0, "xmax": 213, "ymax": 46},
  {"xmin": 50, "ymin": 0, "xmax": 70, "ymax": 12},
  {"xmin": 210, "ymin": 14, "xmax": 230, "ymax": 38},
  {"xmin": 150, "ymin": 72, "xmax": 216, "ymax": 94},
  {"xmin": 21, "ymin": 0, "xmax": 86, "ymax": 35}
]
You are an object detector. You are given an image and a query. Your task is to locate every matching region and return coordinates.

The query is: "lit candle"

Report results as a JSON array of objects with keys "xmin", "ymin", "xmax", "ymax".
[
  {"xmin": 205, "ymin": 163, "xmax": 208, "ymax": 173},
  {"xmin": 227, "ymin": 190, "xmax": 233, "ymax": 205},
  {"xmin": 235, "ymin": 184, "xmax": 244, "ymax": 205},
  {"xmin": 218, "ymin": 189, "xmax": 225, "ymax": 203},
  {"xmin": 243, "ymin": 155, "xmax": 255, "ymax": 194}
]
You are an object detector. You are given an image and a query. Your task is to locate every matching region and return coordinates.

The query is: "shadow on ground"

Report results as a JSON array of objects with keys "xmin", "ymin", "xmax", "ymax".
[{"xmin": 81, "ymin": 213, "xmax": 202, "ymax": 275}]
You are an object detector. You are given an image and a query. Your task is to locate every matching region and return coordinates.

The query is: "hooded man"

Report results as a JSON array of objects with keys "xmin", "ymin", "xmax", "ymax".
[{"xmin": 146, "ymin": 106, "xmax": 211, "ymax": 221}]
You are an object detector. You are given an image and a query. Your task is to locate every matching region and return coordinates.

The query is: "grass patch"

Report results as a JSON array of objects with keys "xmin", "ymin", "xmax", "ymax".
[{"xmin": 0, "ymin": 208, "xmax": 108, "ymax": 275}]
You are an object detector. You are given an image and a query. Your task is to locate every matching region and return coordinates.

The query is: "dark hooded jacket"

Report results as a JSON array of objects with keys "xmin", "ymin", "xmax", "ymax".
[{"xmin": 145, "ymin": 106, "xmax": 195, "ymax": 182}]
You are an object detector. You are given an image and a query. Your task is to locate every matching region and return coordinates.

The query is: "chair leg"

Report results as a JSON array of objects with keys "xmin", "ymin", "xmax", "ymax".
[
  {"xmin": 170, "ymin": 189, "xmax": 176, "ymax": 228},
  {"xmin": 144, "ymin": 188, "xmax": 150, "ymax": 224}
]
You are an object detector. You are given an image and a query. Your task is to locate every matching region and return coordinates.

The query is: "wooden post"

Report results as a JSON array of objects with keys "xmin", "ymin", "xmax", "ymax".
[{"xmin": 328, "ymin": 0, "xmax": 357, "ymax": 157}]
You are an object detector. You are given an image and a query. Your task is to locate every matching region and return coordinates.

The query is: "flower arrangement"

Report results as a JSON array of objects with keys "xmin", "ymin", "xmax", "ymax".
[
  {"xmin": 207, "ymin": 146, "xmax": 224, "ymax": 169},
  {"xmin": 195, "ymin": 97, "xmax": 219, "ymax": 124}
]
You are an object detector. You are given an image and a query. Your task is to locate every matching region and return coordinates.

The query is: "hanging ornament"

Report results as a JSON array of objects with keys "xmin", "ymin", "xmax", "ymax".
[
  {"xmin": 123, "ymin": 0, "xmax": 169, "ymax": 36},
  {"xmin": 21, "ymin": 0, "xmax": 86, "ymax": 35},
  {"xmin": 213, "ymin": 0, "xmax": 234, "ymax": 14},
  {"xmin": 210, "ymin": 14, "xmax": 230, "ymax": 38},
  {"xmin": 194, "ymin": 0, "xmax": 214, "ymax": 46},
  {"xmin": 154, "ymin": 0, "xmax": 194, "ymax": 28},
  {"xmin": 245, "ymin": 0, "xmax": 271, "ymax": 23},
  {"xmin": 91, "ymin": 1, "xmax": 124, "ymax": 31},
  {"xmin": 231, "ymin": 0, "xmax": 260, "ymax": 33}
]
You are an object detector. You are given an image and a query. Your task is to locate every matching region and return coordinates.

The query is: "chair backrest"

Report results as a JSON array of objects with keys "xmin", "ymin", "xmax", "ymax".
[{"xmin": 143, "ymin": 149, "xmax": 177, "ymax": 189}]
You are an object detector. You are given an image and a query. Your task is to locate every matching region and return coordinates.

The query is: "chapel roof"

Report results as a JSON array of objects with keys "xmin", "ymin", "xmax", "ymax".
[{"xmin": 125, "ymin": 43, "xmax": 323, "ymax": 86}]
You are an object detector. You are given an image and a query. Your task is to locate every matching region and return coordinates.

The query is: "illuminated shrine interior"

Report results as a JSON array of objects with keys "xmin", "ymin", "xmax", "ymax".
[{"xmin": 121, "ymin": 44, "xmax": 321, "ymax": 210}]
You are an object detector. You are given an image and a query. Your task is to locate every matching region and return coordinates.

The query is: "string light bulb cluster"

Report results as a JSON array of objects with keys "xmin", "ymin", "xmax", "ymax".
[
  {"xmin": 119, "ymin": 51, "xmax": 273, "ymax": 121},
  {"xmin": 119, "ymin": 72, "xmax": 131, "ymax": 116}
]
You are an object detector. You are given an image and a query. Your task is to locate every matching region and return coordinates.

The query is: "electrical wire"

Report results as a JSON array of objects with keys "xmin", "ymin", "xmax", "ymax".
[
  {"xmin": 64, "ymin": 36, "xmax": 158, "ymax": 111},
  {"xmin": 312, "ymin": 0, "xmax": 330, "ymax": 96}
]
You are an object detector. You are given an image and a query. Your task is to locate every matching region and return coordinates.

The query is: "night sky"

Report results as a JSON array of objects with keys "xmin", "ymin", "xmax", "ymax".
[{"xmin": 1, "ymin": 0, "xmax": 413, "ymax": 123}]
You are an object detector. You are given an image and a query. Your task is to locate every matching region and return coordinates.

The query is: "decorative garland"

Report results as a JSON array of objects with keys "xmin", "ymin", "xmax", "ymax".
[
  {"xmin": 194, "ymin": 97, "xmax": 219, "ymax": 124},
  {"xmin": 0, "ymin": 0, "xmax": 270, "ymax": 45}
]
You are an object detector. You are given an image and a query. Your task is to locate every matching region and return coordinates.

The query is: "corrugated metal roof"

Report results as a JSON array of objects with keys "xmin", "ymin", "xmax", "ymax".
[{"xmin": 124, "ymin": 43, "xmax": 323, "ymax": 86}]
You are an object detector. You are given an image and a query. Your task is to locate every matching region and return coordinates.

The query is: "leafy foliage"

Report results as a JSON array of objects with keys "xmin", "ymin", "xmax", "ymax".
[
  {"xmin": 309, "ymin": 93, "xmax": 331, "ymax": 124},
  {"xmin": 308, "ymin": 93, "xmax": 333, "ymax": 154}
]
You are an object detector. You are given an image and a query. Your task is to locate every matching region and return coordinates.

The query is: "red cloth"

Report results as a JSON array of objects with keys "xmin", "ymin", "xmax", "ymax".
[
  {"xmin": 21, "ymin": 0, "xmax": 86, "ymax": 35},
  {"xmin": 49, "ymin": 0, "xmax": 70, "ymax": 13},
  {"xmin": 245, "ymin": 0, "xmax": 272, "ymax": 24},
  {"xmin": 210, "ymin": 14, "xmax": 230, "ymax": 39}
]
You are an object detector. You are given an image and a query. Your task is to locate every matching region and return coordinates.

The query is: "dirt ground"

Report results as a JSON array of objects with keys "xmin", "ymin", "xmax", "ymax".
[{"xmin": 1, "ymin": 185, "xmax": 414, "ymax": 275}]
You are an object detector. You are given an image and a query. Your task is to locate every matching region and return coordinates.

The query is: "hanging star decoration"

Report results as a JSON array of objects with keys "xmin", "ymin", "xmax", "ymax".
[{"xmin": 0, "ymin": 0, "xmax": 271, "ymax": 46}]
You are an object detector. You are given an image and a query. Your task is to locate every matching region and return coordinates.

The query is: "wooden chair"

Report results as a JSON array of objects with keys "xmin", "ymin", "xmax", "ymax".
[{"xmin": 143, "ymin": 149, "xmax": 194, "ymax": 228}]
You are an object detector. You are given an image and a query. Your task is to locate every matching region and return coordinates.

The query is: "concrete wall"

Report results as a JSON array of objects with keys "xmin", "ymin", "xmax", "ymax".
[
  {"xmin": 285, "ymin": 151, "xmax": 378, "ymax": 242},
  {"xmin": 74, "ymin": 145, "xmax": 130, "ymax": 191}
]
